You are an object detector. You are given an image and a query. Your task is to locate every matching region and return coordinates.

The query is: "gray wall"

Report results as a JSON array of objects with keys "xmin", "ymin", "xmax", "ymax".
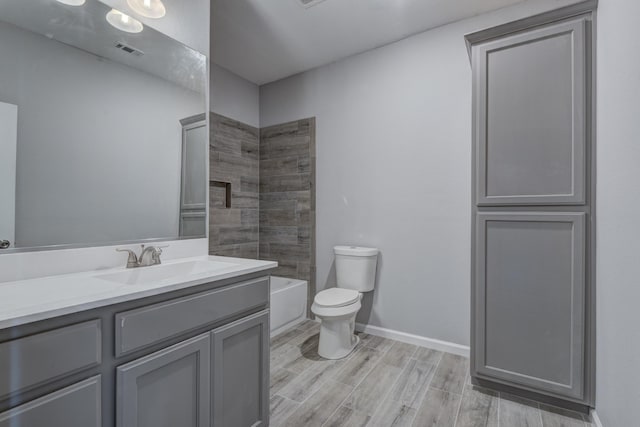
[
  {"xmin": 210, "ymin": 64, "xmax": 260, "ymax": 129},
  {"xmin": 259, "ymin": 0, "xmax": 591, "ymax": 347},
  {"xmin": 596, "ymin": 0, "xmax": 640, "ymax": 425},
  {"xmin": 259, "ymin": 118, "xmax": 316, "ymax": 311},
  {"xmin": 208, "ymin": 113, "xmax": 260, "ymax": 258},
  {"xmin": 0, "ymin": 22, "xmax": 203, "ymax": 248},
  {"xmin": 257, "ymin": 1, "xmax": 640, "ymax": 423}
]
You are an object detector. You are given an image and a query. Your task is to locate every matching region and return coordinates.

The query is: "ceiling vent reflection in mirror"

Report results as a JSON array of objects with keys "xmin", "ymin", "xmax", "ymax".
[
  {"xmin": 298, "ymin": 0, "xmax": 328, "ymax": 9},
  {"xmin": 114, "ymin": 42, "xmax": 144, "ymax": 57}
]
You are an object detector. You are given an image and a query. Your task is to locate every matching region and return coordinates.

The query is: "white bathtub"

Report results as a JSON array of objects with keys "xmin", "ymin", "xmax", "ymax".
[{"xmin": 270, "ymin": 276, "xmax": 308, "ymax": 337}]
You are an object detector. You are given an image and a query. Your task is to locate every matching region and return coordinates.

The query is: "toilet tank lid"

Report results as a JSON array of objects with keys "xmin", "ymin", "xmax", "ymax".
[{"xmin": 334, "ymin": 246, "xmax": 378, "ymax": 257}]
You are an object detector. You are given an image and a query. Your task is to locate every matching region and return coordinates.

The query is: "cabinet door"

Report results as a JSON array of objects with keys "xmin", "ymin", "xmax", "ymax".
[
  {"xmin": 116, "ymin": 334, "xmax": 210, "ymax": 427},
  {"xmin": 474, "ymin": 18, "xmax": 587, "ymax": 205},
  {"xmin": 0, "ymin": 376, "xmax": 101, "ymax": 427},
  {"xmin": 474, "ymin": 213, "xmax": 585, "ymax": 399},
  {"xmin": 212, "ymin": 310, "xmax": 269, "ymax": 427}
]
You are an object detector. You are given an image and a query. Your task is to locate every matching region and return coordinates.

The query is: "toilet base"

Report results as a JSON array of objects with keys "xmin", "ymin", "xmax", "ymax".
[{"xmin": 317, "ymin": 315, "xmax": 360, "ymax": 360}]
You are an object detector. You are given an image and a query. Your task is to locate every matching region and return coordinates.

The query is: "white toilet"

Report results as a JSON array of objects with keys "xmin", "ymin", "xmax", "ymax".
[{"xmin": 312, "ymin": 246, "xmax": 379, "ymax": 359}]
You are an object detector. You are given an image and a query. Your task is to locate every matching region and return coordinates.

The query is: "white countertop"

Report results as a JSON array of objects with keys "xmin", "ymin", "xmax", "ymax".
[{"xmin": 0, "ymin": 255, "xmax": 277, "ymax": 329}]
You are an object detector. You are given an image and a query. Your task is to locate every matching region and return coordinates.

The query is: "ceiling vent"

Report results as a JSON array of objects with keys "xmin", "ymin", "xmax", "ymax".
[
  {"xmin": 297, "ymin": 0, "xmax": 328, "ymax": 9},
  {"xmin": 114, "ymin": 42, "xmax": 144, "ymax": 57}
]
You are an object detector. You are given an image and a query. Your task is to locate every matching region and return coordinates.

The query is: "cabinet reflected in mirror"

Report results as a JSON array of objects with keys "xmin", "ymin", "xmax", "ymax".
[
  {"xmin": 180, "ymin": 114, "xmax": 207, "ymax": 238},
  {"xmin": 0, "ymin": 0, "xmax": 207, "ymax": 252},
  {"xmin": 0, "ymin": 102, "xmax": 17, "ymax": 251}
]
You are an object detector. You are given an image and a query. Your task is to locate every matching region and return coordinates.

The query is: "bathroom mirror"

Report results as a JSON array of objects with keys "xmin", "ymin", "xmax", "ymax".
[{"xmin": 0, "ymin": 0, "xmax": 207, "ymax": 252}]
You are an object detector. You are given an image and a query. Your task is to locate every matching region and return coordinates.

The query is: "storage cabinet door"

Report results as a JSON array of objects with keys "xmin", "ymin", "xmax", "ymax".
[
  {"xmin": 116, "ymin": 334, "xmax": 210, "ymax": 427},
  {"xmin": 475, "ymin": 18, "xmax": 587, "ymax": 205},
  {"xmin": 0, "ymin": 376, "xmax": 101, "ymax": 427},
  {"xmin": 212, "ymin": 310, "xmax": 269, "ymax": 427},
  {"xmin": 474, "ymin": 213, "xmax": 585, "ymax": 399}
]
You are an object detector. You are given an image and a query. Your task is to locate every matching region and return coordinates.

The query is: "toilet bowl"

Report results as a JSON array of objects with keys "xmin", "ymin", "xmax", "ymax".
[
  {"xmin": 312, "ymin": 246, "xmax": 378, "ymax": 359},
  {"xmin": 312, "ymin": 288, "xmax": 362, "ymax": 359}
]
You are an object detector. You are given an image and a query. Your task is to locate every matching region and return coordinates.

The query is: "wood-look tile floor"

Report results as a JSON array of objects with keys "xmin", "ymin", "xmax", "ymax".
[{"xmin": 270, "ymin": 320, "xmax": 595, "ymax": 427}]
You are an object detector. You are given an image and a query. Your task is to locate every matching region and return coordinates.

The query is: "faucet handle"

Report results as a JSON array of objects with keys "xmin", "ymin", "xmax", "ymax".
[
  {"xmin": 152, "ymin": 245, "xmax": 169, "ymax": 264},
  {"xmin": 116, "ymin": 248, "xmax": 139, "ymax": 268}
]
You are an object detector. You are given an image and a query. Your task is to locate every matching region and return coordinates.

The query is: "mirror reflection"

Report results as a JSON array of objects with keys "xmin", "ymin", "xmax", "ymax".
[{"xmin": 0, "ymin": 0, "xmax": 207, "ymax": 252}]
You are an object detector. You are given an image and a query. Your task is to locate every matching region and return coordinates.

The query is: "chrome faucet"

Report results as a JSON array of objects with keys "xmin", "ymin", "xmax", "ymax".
[{"xmin": 116, "ymin": 244, "xmax": 167, "ymax": 268}]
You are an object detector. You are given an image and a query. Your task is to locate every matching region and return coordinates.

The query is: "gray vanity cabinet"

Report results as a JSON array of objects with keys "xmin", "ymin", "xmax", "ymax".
[
  {"xmin": 116, "ymin": 334, "xmax": 211, "ymax": 427},
  {"xmin": 0, "ymin": 271, "xmax": 274, "ymax": 427},
  {"xmin": 467, "ymin": 1, "xmax": 596, "ymax": 410},
  {"xmin": 113, "ymin": 279, "xmax": 270, "ymax": 427},
  {"xmin": 115, "ymin": 309, "xmax": 270, "ymax": 427},
  {"xmin": 212, "ymin": 310, "xmax": 269, "ymax": 427}
]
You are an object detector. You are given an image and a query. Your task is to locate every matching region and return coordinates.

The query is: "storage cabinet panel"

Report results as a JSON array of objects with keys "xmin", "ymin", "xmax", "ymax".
[
  {"xmin": 212, "ymin": 310, "xmax": 269, "ymax": 427},
  {"xmin": 116, "ymin": 334, "xmax": 210, "ymax": 427},
  {"xmin": 0, "ymin": 320, "xmax": 101, "ymax": 398},
  {"xmin": 0, "ymin": 376, "xmax": 101, "ymax": 427},
  {"xmin": 475, "ymin": 213, "xmax": 585, "ymax": 398},
  {"xmin": 115, "ymin": 276, "xmax": 268, "ymax": 356},
  {"xmin": 476, "ymin": 18, "xmax": 587, "ymax": 205}
]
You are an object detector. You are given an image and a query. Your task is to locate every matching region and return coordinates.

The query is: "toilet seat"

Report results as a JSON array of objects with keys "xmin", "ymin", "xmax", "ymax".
[
  {"xmin": 311, "ymin": 288, "xmax": 361, "ymax": 320},
  {"xmin": 313, "ymin": 288, "xmax": 360, "ymax": 308}
]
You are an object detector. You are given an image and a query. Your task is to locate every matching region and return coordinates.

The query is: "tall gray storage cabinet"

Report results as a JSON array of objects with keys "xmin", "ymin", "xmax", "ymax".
[{"xmin": 466, "ymin": 1, "xmax": 596, "ymax": 410}]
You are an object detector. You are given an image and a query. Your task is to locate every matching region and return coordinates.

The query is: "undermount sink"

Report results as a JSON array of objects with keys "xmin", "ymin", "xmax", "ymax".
[{"xmin": 95, "ymin": 259, "xmax": 239, "ymax": 286}]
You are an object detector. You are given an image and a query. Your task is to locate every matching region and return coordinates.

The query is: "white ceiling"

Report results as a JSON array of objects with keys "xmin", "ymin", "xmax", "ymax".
[{"xmin": 212, "ymin": 0, "xmax": 527, "ymax": 85}]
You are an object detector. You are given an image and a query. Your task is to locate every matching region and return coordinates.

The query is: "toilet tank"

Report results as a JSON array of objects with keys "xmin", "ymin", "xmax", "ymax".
[{"xmin": 334, "ymin": 246, "xmax": 379, "ymax": 292}]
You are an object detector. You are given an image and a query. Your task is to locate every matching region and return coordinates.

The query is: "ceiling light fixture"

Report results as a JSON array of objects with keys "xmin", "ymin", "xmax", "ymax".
[
  {"xmin": 106, "ymin": 9, "xmax": 144, "ymax": 33},
  {"xmin": 55, "ymin": 0, "xmax": 86, "ymax": 5},
  {"xmin": 126, "ymin": 0, "xmax": 166, "ymax": 19}
]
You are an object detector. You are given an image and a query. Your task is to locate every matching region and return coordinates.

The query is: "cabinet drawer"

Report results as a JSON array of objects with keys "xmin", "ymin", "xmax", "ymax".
[
  {"xmin": 115, "ymin": 276, "xmax": 269, "ymax": 356},
  {"xmin": 0, "ymin": 376, "xmax": 101, "ymax": 427},
  {"xmin": 0, "ymin": 320, "xmax": 102, "ymax": 398}
]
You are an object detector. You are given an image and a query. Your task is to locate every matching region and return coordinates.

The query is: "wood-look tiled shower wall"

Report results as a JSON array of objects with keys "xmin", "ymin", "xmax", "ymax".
[
  {"xmin": 259, "ymin": 118, "xmax": 316, "ymax": 312},
  {"xmin": 208, "ymin": 113, "xmax": 260, "ymax": 258},
  {"xmin": 209, "ymin": 115, "xmax": 316, "ymax": 311}
]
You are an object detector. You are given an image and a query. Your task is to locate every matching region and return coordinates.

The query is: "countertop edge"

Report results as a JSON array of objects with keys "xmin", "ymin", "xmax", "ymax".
[{"xmin": 0, "ymin": 259, "xmax": 277, "ymax": 330}]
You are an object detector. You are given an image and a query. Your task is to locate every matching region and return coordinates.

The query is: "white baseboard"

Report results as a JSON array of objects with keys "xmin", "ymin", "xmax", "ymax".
[
  {"xmin": 355, "ymin": 323, "xmax": 470, "ymax": 357},
  {"xmin": 590, "ymin": 410, "xmax": 604, "ymax": 427}
]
